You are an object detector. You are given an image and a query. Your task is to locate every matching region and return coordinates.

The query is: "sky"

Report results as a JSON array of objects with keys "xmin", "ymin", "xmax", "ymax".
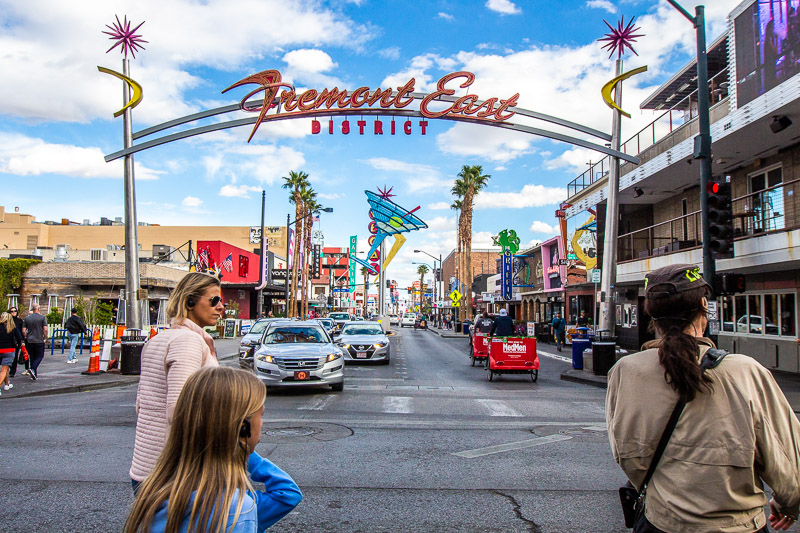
[{"xmin": 0, "ymin": 0, "xmax": 743, "ymax": 289}]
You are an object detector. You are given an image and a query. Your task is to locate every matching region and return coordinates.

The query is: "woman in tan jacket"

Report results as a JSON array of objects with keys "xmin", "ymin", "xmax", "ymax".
[{"xmin": 129, "ymin": 272, "xmax": 225, "ymax": 492}]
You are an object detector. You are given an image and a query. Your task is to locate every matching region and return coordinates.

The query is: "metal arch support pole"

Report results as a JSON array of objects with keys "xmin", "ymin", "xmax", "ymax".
[
  {"xmin": 599, "ymin": 58, "xmax": 624, "ymax": 337},
  {"xmin": 285, "ymin": 213, "xmax": 290, "ymax": 317},
  {"xmin": 258, "ymin": 190, "xmax": 265, "ymax": 317},
  {"xmin": 122, "ymin": 58, "xmax": 142, "ymax": 330}
]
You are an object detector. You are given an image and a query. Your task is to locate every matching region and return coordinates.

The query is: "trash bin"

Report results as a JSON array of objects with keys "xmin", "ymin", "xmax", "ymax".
[
  {"xmin": 591, "ymin": 329, "xmax": 616, "ymax": 376},
  {"xmin": 571, "ymin": 337, "xmax": 591, "ymax": 370},
  {"xmin": 120, "ymin": 329, "xmax": 147, "ymax": 375},
  {"xmin": 463, "ymin": 320, "xmax": 471, "ymax": 335}
]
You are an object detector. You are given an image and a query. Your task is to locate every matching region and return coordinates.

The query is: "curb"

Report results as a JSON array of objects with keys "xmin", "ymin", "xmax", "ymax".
[
  {"xmin": 427, "ymin": 328, "xmax": 467, "ymax": 339},
  {"xmin": 560, "ymin": 368, "xmax": 608, "ymax": 389},
  {"xmin": 3, "ymin": 377, "xmax": 139, "ymax": 400}
]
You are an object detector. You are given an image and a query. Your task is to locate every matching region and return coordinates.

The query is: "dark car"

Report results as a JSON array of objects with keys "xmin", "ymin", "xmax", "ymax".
[{"xmin": 414, "ymin": 315, "xmax": 428, "ymax": 330}]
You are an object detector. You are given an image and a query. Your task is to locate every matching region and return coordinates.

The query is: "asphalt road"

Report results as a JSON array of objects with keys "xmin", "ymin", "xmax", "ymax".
[{"xmin": 0, "ymin": 328, "xmax": 630, "ymax": 532}]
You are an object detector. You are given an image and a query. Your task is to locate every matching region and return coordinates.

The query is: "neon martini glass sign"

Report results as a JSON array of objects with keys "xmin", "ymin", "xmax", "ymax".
[{"xmin": 352, "ymin": 190, "xmax": 428, "ymax": 275}]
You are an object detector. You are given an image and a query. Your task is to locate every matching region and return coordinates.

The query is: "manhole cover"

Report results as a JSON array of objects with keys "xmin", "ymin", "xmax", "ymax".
[{"xmin": 260, "ymin": 422, "xmax": 353, "ymax": 443}]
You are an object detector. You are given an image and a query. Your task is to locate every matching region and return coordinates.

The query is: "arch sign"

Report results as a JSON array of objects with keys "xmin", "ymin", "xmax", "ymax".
[{"xmin": 104, "ymin": 68, "xmax": 640, "ymax": 165}]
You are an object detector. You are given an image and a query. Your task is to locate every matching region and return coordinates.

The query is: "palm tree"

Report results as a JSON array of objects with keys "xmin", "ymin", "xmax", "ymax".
[
  {"xmin": 360, "ymin": 266, "xmax": 370, "ymax": 317},
  {"xmin": 298, "ymin": 185, "xmax": 318, "ymax": 318},
  {"xmin": 282, "ymin": 170, "xmax": 310, "ymax": 317},
  {"xmin": 416, "ymin": 264, "xmax": 429, "ymax": 311},
  {"xmin": 456, "ymin": 165, "xmax": 490, "ymax": 321}
]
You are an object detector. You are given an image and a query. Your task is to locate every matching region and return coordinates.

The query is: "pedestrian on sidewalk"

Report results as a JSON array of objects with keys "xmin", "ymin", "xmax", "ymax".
[
  {"xmin": 7, "ymin": 307, "xmax": 27, "ymax": 378},
  {"xmin": 124, "ymin": 367, "xmax": 302, "ymax": 533},
  {"xmin": 551, "ymin": 312, "xmax": 566, "ymax": 351},
  {"xmin": 606, "ymin": 264, "xmax": 800, "ymax": 533},
  {"xmin": 63, "ymin": 308, "xmax": 89, "ymax": 364},
  {"xmin": 22, "ymin": 303, "xmax": 47, "ymax": 380},
  {"xmin": 130, "ymin": 272, "xmax": 223, "ymax": 492},
  {"xmin": 0, "ymin": 311, "xmax": 22, "ymax": 394}
]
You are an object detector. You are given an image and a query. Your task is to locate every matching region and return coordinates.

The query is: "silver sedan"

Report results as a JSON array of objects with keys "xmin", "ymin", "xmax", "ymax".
[
  {"xmin": 335, "ymin": 321, "xmax": 391, "ymax": 364},
  {"xmin": 253, "ymin": 321, "xmax": 344, "ymax": 391}
]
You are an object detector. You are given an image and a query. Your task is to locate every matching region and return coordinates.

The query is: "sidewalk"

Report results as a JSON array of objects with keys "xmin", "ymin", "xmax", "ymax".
[
  {"xmin": 0, "ymin": 342, "xmax": 240, "ymax": 400},
  {"xmin": 427, "ymin": 325, "xmax": 469, "ymax": 339}
]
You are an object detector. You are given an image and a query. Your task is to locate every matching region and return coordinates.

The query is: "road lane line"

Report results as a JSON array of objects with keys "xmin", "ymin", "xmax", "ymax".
[
  {"xmin": 299, "ymin": 395, "xmax": 336, "ymax": 411},
  {"xmin": 476, "ymin": 399, "xmax": 523, "ymax": 417},
  {"xmin": 452, "ymin": 434, "xmax": 573, "ymax": 458},
  {"xmin": 538, "ymin": 351, "xmax": 572, "ymax": 363},
  {"xmin": 383, "ymin": 396, "xmax": 412, "ymax": 413}
]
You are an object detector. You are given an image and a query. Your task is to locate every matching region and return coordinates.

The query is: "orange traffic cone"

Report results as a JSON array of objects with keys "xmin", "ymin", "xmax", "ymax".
[
  {"xmin": 81, "ymin": 327, "xmax": 103, "ymax": 375},
  {"xmin": 149, "ymin": 327, "xmax": 157, "ymax": 339}
]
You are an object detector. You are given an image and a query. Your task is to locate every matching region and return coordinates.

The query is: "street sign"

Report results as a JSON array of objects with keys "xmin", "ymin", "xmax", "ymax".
[
  {"xmin": 332, "ymin": 288, "xmax": 349, "ymax": 293},
  {"xmin": 567, "ymin": 253, "xmax": 578, "ymax": 260},
  {"xmin": 706, "ymin": 300, "xmax": 718, "ymax": 321},
  {"xmin": 591, "ymin": 269, "xmax": 601, "ymax": 283},
  {"xmin": 558, "ymin": 259, "xmax": 569, "ymax": 266},
  {"xmin": 449, "ymin": 289, "xmax": 462, "ymax": 304},
  {"xmin": 424, "ymin": 293, "xmax": 433, "ymax": 298}
]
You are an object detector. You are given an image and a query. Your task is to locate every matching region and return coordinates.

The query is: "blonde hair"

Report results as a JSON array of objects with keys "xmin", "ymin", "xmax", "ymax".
[
  {"xmin": 0, "ymin": 312, "xmax": 13, "ymax": 334},
  {"xmin": 124, "ymin": 367, "xmax": 266, "ymax": 533},
  {"xmin": 166, "ymin": 272, "xmax": 221, "ymax": 322}
]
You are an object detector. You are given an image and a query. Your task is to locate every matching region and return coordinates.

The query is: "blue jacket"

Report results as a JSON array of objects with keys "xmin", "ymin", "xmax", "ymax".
[
  {"xmin": 148, "ymin": 452, "xmax": 302, "ymax": 532},
  {"xmin": 490, "ymin": 315, "xmax": 515, "ymax": 337},
  {"xmin": 552, "ymin": 317, "xmax": 566, "ymax": 332}
]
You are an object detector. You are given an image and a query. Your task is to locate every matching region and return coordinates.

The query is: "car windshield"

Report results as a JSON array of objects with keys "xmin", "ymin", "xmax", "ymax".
[
  {"xmin": 318, "ymin": 319, "xmax": 334, "ymax": 327},
  {"xmin": 330, "ymin": 313, "xmax": 349, "ymax": 320},
  {"xmin": 264, "ymin": 326, "xmax": 327, "ymax": 344},
  {"xmin": 249, "ymin": 320, "xmax": 272, "ymax": 334},
  {"xmin": 341, "ymin": 325, "xmax": 383, "ymax": 336}
]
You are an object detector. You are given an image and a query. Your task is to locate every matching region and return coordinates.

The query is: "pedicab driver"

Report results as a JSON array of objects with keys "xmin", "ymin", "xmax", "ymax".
[{"xmin": 489, "ymin": 308, "xmax": 514, "ymax": 337}]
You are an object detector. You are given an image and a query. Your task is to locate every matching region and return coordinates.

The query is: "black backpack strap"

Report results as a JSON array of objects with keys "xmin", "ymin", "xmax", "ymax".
[{"xmin": 701, "ymin": 348, "xmax": 728, "ymax": 370}]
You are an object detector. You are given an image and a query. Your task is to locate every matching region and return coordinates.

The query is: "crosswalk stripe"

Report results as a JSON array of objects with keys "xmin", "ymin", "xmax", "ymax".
[
  {"xmin": 453, "ymin": 434, "xmax": 573, "ymax": 458},
  {"xmin": 476, "ymin": 399, "xmax": 523, "ymax": 417},
  {"xmin": 298, "ymin": 395, "xmax": 336, "ymax": 411},
  {"xmin": 383, "ymin": 396, "xmax": 412, "ymax": 413}
]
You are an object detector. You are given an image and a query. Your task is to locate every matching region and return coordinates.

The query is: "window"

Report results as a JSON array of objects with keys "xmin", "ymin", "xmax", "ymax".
[
  {"xmin": 723, "ymin": 292, "xmax": 796, "ymax": 337},
  {"xmin": 239, "ymin": 255, "xmax": 249, "ymax": 277},
  {"xmin": 780, "ymin": 294, "xmax": 796, "ymax": 336},
  {"xmin": 748, "ymin": 166, "xmax": 784, "ymax": 233},
  {"xmin": 734, "ymin": 295, "xmax": 747, "ymax": 333},
  {"xmin": 722, "ymin": 296, "xmax": 734, "ymax": 332}
]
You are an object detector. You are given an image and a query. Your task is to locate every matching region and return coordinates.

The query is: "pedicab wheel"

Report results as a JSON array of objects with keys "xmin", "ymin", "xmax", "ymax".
[
  {"xmin": 531, "ymin": 370, "xmax": 538, "ymax": 382},
  {"xmin": 488, "ymin": 368, "xmax": 494, "ymax": 381},
  {"xmin": 471, "ymin": 356, "xmax": 476, "ymax": 367}
]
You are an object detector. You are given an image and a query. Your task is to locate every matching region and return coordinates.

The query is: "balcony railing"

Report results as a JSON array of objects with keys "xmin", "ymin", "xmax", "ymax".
[
  {"xmin": 568, "ymin": 70, "xmax": 729, "ymax": 198},
  {"xmin": 616, "ymin": 178, "xmax": 799, "ymax": 263}
]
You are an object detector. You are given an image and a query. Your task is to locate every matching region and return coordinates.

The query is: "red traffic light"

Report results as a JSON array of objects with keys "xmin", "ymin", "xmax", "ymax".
[{"xmin": 708, "ymin": 182, "xmax": 720, "ymax": 194}]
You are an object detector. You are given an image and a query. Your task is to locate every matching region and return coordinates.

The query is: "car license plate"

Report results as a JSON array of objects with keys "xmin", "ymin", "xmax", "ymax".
[
  {"xmin": 356, "ymin": 351, "xmax": 367, "ymax": 358},
  {"xmin": 294, "ymin": 371, "xmax": 310, "ymax": 380}
]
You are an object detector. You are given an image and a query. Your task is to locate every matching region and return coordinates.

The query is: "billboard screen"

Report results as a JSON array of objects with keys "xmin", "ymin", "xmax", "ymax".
[{"xmin": 734, "ymin": 0, "xmax": 800, "ymax": 108}]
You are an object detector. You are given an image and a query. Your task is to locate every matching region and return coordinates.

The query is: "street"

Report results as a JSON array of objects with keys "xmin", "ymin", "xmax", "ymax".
[{"xmin": 1, "ymin": 327, "xmax": 629, "ymax": 532}]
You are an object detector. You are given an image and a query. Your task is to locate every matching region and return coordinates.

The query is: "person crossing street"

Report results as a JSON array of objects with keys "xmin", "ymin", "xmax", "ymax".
[{"xmin": 63, "ymin": 308, "xmax": 89, "ymax": 364}]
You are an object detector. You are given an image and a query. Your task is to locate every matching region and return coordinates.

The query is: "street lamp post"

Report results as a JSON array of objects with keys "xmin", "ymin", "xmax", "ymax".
[
  {"xmin": 414, "ymin": 249, "xmax": 441, "ymax": 321},
  {"xmin": 285, "ymin": 207, "xmax": 332, "ymax": 318}
]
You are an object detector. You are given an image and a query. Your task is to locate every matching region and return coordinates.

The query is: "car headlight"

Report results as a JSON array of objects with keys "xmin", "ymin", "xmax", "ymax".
[
  {"xmin": 373, "ymin": 342, "xmax": 388, "ymax": 348},
  {"xmin": 256, "ymin": 354, "xmax": 274, "ymax": 363},
  {"xmin": 327, "ymin": 352, "xmax": 342, "ymax": 362},
  {"xmin": 338, "ymin": 343, "xmax": 351, "ymax": 349}
]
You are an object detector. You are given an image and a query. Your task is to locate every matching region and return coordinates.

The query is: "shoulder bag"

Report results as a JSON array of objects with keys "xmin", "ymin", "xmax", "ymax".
[{"xmin": 618, "ymin": 348, "xmax": 727, "ymax": 528}]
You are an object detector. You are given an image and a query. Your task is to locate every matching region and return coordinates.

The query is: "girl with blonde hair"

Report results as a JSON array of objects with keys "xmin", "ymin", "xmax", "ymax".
[
  {"xmin": 130, "ymin": 272, "xmax": 226, "ymax": 491},
  {"xmin": 0, "ymin": 311, "xmax": 22, "ymax": 394},
  {"xmin": 125, "ymin": 367, "xmax": 301, "ymax": 532}
]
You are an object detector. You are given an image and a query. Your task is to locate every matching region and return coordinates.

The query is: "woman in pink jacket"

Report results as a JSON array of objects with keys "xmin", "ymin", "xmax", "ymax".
[{"xmin": 130, "ymin": 272, "xmax": 225, "ymax": 492}]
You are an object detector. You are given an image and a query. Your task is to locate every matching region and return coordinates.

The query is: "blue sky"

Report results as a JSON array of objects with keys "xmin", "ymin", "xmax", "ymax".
[{"xmin": 0, "ymin": 0, "xmax": 741, "ymax": 287}]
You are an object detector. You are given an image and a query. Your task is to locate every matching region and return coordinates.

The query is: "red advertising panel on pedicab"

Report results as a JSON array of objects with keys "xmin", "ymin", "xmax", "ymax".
[{"xmin": 487, "ymin": 337, "xmax": 539, "ymax": 382}]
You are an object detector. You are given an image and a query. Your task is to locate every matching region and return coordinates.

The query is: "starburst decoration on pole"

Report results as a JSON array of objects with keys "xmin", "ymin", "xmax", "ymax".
[
  {"xmin": 598, "ymin": 16, "xmax": 643, "ymax": 59},
  {"xmin": 103, "ymin": 15, "xmax": 147, "ymax": 59},
  {"xmin": 377, "ymin": 185, "xmax": 396, "ymax": 199}
]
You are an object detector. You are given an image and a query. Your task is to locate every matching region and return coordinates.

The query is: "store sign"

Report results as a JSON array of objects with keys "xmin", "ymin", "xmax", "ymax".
[
  {"xmin": 224, "ymin": 70, "xmax": 519, "ymax": 142},
  {"xmin": 502, "ymin": 250, "xmax": 513, "ymax": 301},
  {"xmin": 349, "ymin": 236, "xmax": 357, "ymax": 293}
]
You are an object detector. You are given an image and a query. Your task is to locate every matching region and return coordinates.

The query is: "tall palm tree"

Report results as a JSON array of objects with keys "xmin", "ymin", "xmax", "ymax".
[
  {"xmin": 416, "ymin": 264, "xmax": 429, "ymax": 311},
  {"xmin": 456, "ymin": 165, "xmax": 490, "ymax": 321},
  {"xmin": 360, "ymin": 266, "xmax": 370, "ymax": 317},
  {"xmin": 298, "ymin": 185, "xmax": 318, "ymax": 318},
  {"xmin": 282, "ymin": 170, "xmax": 309, "ymax": 317}
]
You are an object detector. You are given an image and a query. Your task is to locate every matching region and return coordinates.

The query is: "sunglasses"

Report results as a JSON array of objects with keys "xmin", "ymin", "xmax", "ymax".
[
  {"xmin": 9, "ymin": 309, "xmax": 17, "ymax": 313},
  {"xmin": 208, "ymin": 296, "xmax": 223, "ymax": 307}
]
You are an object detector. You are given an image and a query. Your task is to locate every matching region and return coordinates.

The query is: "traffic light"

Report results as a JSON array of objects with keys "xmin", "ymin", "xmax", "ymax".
[
  {"xmin": 721, "ymin": 273, "xmax": 746, "ymax": 294},
  {"xmin": 707, "ymin": 180, "xmax": 734, "ymax": 258}
]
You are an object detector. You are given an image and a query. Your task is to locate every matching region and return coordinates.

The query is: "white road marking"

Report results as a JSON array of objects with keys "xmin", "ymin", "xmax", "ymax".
[
  {"xmin": 573, "ymin": 401, "xmax": 606, "ymax": 416},
  {"xmin": 476, "ymin": 399, "xmax": 523, "ymax": 417},
  {"xmin": 383, "ymin": 396, "xmax": 413, "ymax": 413},
  {"xmin": 538, "ymin": 350, "xmax": 572, "ymax": 363},
  {"xmin": 299, "ymin": 395, "xmax": 336, "ymax": 411},
  {"xmin": 453, "ymin": 434, "xmax": 573, "ymax": 458}
]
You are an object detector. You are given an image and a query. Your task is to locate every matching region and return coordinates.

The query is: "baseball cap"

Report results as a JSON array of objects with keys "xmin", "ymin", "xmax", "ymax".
[
  {"xmin": 499, "ymin": 308, "xmax": 508, "ymax": 316},
  {"xmin": 644, "ymin": 264, "xmax": 711, "ymax": 299}
]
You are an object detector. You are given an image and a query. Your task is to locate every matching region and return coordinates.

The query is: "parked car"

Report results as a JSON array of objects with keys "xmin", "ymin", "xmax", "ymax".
[
  {"xmin": 335, "ymin": 321, "xmax": 390, "ymax": 364},
  {"xmin": 238, "ymin": 318, "xmax": 283, "ymax": 370},
  {"xmin": 388, "ymin": 314, "xmax": 399, "ymax": 325},
  {"xmin": 414, "ymin": 315, "xmax": 428, "ymax": 330},
  {"xmin": 253, "ymin": 320, "xmax": 344, "ymax": 391},
  {"xmin": 401, "ymin": 312, "xmax": 416, "ymax": 327},
  {"xmin": 328, "ymin": 312, "xmax": 352, "ymax": 332},
  {"xmin": 736, "ymin": 315, "xmax": 779, "ymax": 335}
]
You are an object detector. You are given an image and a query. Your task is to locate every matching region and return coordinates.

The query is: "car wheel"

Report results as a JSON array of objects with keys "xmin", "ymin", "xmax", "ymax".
[{"xmin": 330, "ymin": 382, "xmax": 344, "ymax": 392}]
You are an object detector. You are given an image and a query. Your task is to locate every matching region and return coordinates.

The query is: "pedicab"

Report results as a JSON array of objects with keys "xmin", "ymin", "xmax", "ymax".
[
  {"xmin": 470, "ymin": 332, "xmax": 490, "ymax": 366},
  {"xmin": 485, "ymin": 336, "xmax": 539, "ymax": 382}
]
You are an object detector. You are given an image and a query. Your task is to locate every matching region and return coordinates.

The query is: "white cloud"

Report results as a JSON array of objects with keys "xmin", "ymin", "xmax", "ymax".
[
  {"xmin": 474, "ymin": 184, "xmax": 566, "ymax": 209},
  {"xmin": 437, "ymin": 12, "xmax": 454, "ymax": 21},
  {"xmin": 361, "ymin": 157, "xmax": 450, "ymax": 192},
  {"xmin": 0, "ymin": 132, "xmax": 163, "ymax": 180},
  {"xmin": 378, "ymin": 47, "xmax": 401, "ymax": 60},
  {"xmin": 485, "ymin": 0, "xmax": 521, "ymax": 15},
  {"xmin": 318, "ymin": 192, "xmax": 345, "ymax": 200},
  {"xmin": 586, "ymin": 0, "xmax": 617, "ymax": 14},
  {"xmin": 0, "ymin": 0, "xmax": 375, "ymax": 124},
  {"xmin": 428, "ymin": 201, "xmax": 453, "ymax": 210},
  {"xmin": 282, "ymin": 49, "xmax": 344, "ymax": 87},
  {"xmin": 437, "ymin": 123, "xmax": 534, "ymax": 163},
  {"xmin": 182, "ymin": 196, "xmax": 203, "ymax": 208},
  {"xmin": 544, "ymin": 147, "xmax": 596, "ymax": 174},
  {"xmin": 203, "ymin": 143, "xmax": 306, "ymax": 186},
  {"xmin": 219, "ymin": 184, "xmax": 262, "ymax": 198},
  {"xmin": 529, "ymin": 220, "xmax": 559, "ymax": 234},
  {"xmin": 381, "ymin": 53, "xmax": 458, "ymax": 93}
]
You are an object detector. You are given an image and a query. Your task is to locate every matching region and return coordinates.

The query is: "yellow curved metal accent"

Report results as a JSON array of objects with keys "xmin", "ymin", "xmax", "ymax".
[
  {"xmin": 381, "ymin": 233, "xmax": 406, "ymax": 272},
  {"xmin": 571, "ymin": 214, "xmax": 597, "ymax": 270},
  {"xmin": 601, "ymin": 65, "xmax": 647, "ymax": 119},
  {"xmin": 98, "ymin": 66, "xmax": 143, "ymax": 118}
]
